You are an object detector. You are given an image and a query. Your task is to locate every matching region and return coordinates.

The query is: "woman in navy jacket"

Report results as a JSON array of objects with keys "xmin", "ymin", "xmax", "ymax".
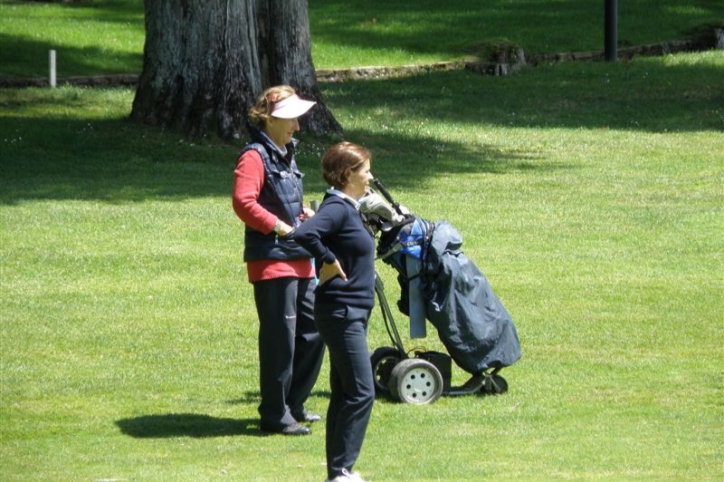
[{"xmin": 293, "ymin": 142, "xmax": 376, "ymax": 482}]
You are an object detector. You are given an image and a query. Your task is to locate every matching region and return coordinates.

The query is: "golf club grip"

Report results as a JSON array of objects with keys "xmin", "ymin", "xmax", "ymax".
[{"xmin": 372, "ymin": 178, "xmax": 397, "ymax": 206}]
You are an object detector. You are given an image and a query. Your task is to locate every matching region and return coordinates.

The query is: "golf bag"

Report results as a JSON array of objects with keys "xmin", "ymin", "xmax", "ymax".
[{"xmin": 361, "ymin": 182, "xmax": 521, "ymax": 376}]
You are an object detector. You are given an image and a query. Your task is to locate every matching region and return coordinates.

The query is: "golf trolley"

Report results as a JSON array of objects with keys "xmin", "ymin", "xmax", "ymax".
[
  {"xmin": 370, "ymin": 275, "xmax": 509, "ymax": 404},
  {"xmin": 363, "ymin": 180, "xmax": 521, "ymax": 405}
]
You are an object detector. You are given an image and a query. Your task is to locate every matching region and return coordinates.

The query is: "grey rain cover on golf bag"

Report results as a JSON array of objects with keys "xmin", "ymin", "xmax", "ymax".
[{"xmin": 422, "ymin": 221, "xmax": 521, "ymax": 374}]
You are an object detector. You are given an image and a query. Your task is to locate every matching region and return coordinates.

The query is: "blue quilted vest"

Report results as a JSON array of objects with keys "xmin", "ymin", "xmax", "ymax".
[{"xmin": 240, "ymin": 132, "xmax": 311, "ymax": 263}]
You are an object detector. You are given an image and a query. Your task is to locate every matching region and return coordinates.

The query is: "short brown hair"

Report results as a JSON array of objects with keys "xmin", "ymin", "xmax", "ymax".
[
  {"xmin": 248, "ymin": 85, "xmax": 296, "ymax": 128},
  {"xmin": 321, "ymin": 142, "xmax": 372, "ymax": 189}
]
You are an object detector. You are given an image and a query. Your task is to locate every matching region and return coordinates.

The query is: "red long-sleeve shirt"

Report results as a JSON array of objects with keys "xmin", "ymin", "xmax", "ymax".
[{"xmin": 232, "ymin": 149, "xmax": 315, "ymax": 283}]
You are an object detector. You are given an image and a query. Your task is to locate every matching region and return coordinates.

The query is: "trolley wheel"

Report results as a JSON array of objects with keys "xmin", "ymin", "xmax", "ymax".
[
  {"xmin": 480, "ymin": 374, "xmax": 509, "ymax": 395},
  {"xmin": 388, "ymin": 358, "xmax": 443, "ymax": 404},
  {"xmin": 370, "ymin": 346, "xmax": 403, "ymax": 395}
]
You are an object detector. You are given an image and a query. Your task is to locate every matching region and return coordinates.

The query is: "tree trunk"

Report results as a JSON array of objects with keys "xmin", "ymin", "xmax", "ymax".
[{"xmin": 130, "ymin": 0, "xmax": 342, "ymax": 140}]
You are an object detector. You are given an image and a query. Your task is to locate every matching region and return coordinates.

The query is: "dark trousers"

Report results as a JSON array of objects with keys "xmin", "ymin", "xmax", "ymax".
[
  {"xmin": 315, "ymin": 303, "xmax": 375, "ymax": 479},
  {"xmin": 254, "ymin": 277, "xmax": 325, "ymax": 427}
]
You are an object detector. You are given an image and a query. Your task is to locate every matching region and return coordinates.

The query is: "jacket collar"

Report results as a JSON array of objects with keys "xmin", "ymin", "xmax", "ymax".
[
  {"xmin": 327, "ymin": 189, "xmax": 361, "ymax": 210},
  {"xmin": 249, "ymin": 126, "xmax": 297, "ymax": 159}
]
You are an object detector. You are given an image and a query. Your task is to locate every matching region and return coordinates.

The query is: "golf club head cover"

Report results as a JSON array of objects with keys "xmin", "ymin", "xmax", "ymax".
[{"xmin": 359, "ymin": 191, "xmax": 406, "ymax": 225}]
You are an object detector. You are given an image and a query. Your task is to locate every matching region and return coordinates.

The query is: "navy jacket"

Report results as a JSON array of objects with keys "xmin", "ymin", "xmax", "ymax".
[{"xmin": 293, "ymin": 193, "xmax": 376, "ymax": 310}]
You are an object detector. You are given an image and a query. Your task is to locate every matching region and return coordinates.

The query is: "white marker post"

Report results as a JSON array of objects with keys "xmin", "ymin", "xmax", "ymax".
[{"xmin": 49, "ymin": 49, "xmax": 56, "ymax": 88}]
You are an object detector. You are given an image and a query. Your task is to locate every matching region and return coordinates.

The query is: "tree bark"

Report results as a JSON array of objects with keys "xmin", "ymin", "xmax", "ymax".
[{"xmin": 130, "ymin": 0, "xmax": 342, "ymax": 140}]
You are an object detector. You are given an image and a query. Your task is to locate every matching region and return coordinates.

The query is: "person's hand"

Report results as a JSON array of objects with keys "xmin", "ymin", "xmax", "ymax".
[
  {"xmin": 319, "ymin": 259, "xmax": 346, "ymax": 285},
  {"xmin": 276, "ymin": 221, "xmax": 294, "ymax": 237},
  {"xmin": 300, "ymin": 206, "xmax": 315, "ymax": 220}
]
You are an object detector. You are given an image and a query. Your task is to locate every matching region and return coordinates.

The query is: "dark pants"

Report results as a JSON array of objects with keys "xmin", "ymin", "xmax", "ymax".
[
  {"xmin": 315, "ymin": 303, "xmax": 375, "ymax": 479},
  {"xmin": 254, "ymin": 277, "xmax": 325, "ymax": 428}
]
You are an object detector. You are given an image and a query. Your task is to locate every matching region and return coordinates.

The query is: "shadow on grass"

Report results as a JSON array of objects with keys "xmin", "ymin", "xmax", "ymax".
[
  {"xmin": 115, "ymin": 414, "xmax": 267, "ymax": 438},
  {"xmin": 0, "ymin": 114, "xmax": 240, "ymax": 205},
  {"xmin": 115, "ymin": 389, "xmax": 336, "ymax": 438},
  {"xmin": 0, "ymin": 33, "xmax": 143, "ymax": 78},
  {"xmin": 320, "ymin": 60, "xmax": 724, "ymax": 135},
  {"xmin": 0, "ymin": 0, "xmax": 144, "ymax": 78},
  {"xmin": 1, "ymin": 55, "xmax": 721, "ymax": 204},
  {"xmin": 1, "ymin": 0, "xmax": 719, "ymax": 79},
  {"xmin": 224, "ymin": 389, "xmax": 332, "ymax": 406},
  {"xmin": 0, "ymin": 110, "xmax": 544, "ymax": 205},
  {"xmin": 309, "ymin": 0, "xmax": 721, "ymax": 57}
]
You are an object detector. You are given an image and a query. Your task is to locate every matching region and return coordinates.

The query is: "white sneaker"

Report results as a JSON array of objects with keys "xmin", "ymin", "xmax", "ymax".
[
  {"xmin": 346, "ymin": 472, "xmax": 367, "ymax": 482},
  {"xmin": 325, "ymin": 468, "xmax": 368, "ymax": 482}
]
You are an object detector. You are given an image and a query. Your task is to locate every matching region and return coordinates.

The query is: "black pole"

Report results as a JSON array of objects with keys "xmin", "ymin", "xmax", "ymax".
[{"xmin": 604, "ymin": 0, "xmax": 618, "ymax": 61}]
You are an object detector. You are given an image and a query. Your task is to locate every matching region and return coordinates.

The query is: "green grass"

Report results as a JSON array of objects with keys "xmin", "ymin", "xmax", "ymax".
[
  {"xmin": 2, "ymin": 48, "xmax": 723, "ymax": 480},
  {"xmin": 0, "ymin": 0, "xmax": 721, "ymax": 77},
  {"xmin": 1, "ymin": 1, "xmax": 723, "ymax": 480},
  {"xmin": 0, "ymin": 0, "xmax": 144, "ymax": 78},
  {"xmin": 309, "ymin": 0, "xmax": 724, "ymax": 67}
]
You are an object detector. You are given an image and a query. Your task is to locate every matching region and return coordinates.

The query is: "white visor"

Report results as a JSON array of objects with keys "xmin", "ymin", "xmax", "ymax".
[{"xmin": 271, "ymin": 94, "xmax": 316, "ymax": 119}]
